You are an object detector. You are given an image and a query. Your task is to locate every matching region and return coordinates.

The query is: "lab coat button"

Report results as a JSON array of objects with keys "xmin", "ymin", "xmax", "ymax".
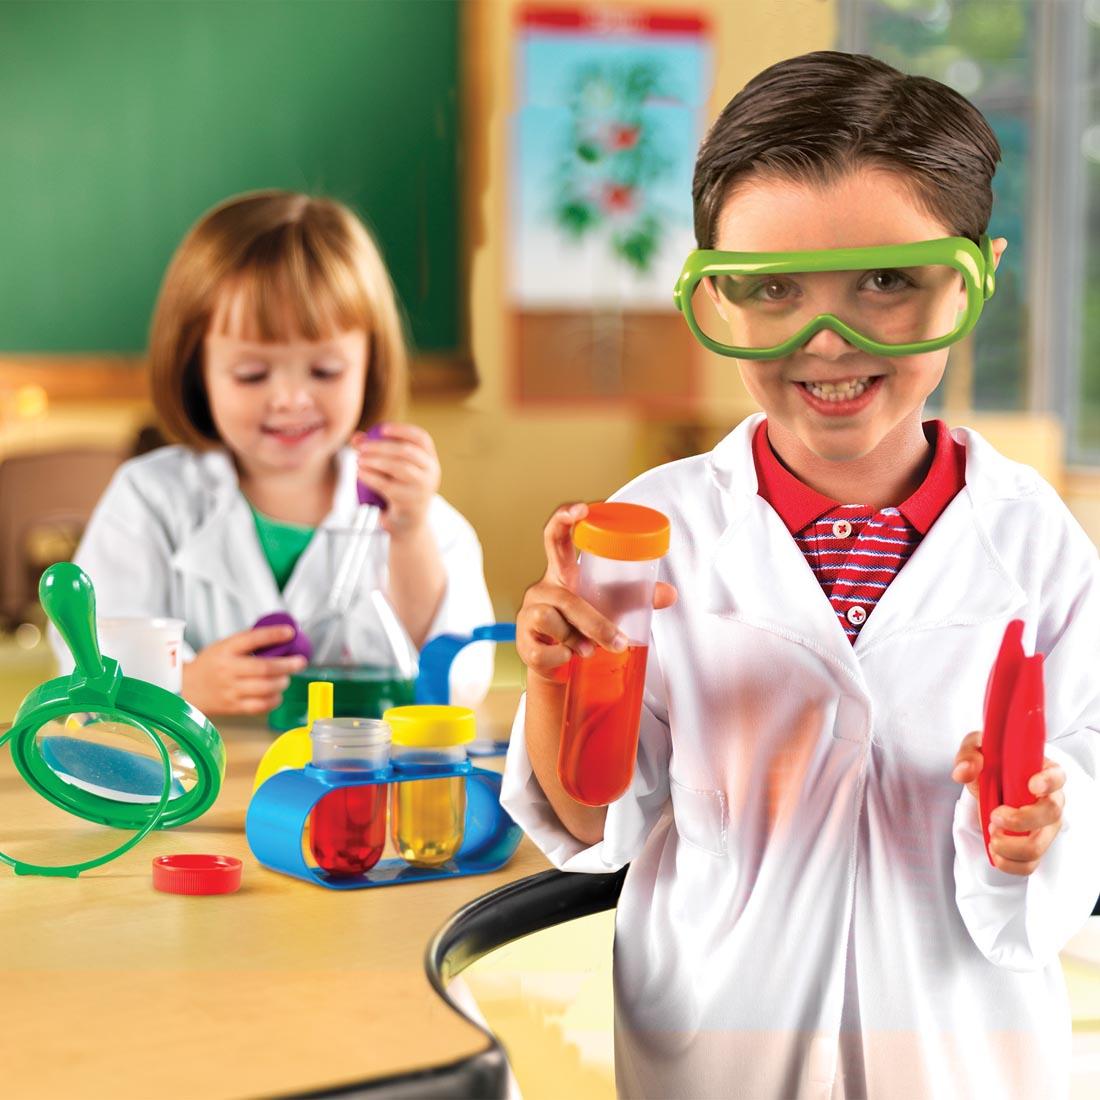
[
  {"xmin": 846, "ymin": 605, "xmax": 867, "ymax": 626},
  {"xmin": 832, "ymin": 519, "xmax": 852, "ymax": 538}
]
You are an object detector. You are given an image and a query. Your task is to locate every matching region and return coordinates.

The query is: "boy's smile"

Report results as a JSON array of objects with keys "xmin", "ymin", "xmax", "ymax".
[
  {"xmin": 795, "ymin": 373, "xmax": 884, "ymax": 415},
  {"xmin": 713, "ymin": 167, "xmax": 1005, "ymax": 485}
]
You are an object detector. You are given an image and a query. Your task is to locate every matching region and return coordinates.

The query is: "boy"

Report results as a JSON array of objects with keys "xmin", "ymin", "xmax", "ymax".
[{"xmin": 502, "ymin": 52, "xmax": 1100, "ymax": 1099}]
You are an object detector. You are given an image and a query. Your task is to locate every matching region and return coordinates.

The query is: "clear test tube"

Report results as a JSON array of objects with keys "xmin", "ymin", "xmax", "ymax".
[
  {"xmin": 557, "ymin": 502, "xmax": 670, "ymax": 807},
  {"xmin": 385, "ymin": 705, "xmax": 475, "ymax": 867},
  {"xmin": 309, "ymin": 718, "xmax": 390, "ymax": 876}
]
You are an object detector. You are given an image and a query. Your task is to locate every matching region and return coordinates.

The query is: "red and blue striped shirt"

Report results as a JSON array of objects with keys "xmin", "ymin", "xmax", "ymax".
[{"xmin": 752, "ymin": 420, "xmax": 967, "ymax": 643}]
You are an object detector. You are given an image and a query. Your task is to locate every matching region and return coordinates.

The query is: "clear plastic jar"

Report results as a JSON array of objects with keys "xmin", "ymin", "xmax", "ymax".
[{"xmin": 558, "ymin": 502, "xmax": 670, "ymax": 807}]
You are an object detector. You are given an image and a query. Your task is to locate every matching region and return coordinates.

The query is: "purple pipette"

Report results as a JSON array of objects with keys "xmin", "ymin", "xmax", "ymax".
[
  {"xmin": 309, "ymin": 426, "xmax": 394, "ymax": 665},
  {"xmin": 357, "ymin": 423, "xmax": 389, "ymax": 509}
]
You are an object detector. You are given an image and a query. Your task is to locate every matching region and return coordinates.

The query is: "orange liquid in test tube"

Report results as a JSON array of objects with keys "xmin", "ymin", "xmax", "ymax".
[{"xmin": 558, "ymin": 643, "xmax": 650, "ymax": 807}]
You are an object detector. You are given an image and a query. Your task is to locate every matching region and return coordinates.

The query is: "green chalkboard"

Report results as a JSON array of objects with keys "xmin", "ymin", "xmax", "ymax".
[{"xmin": 0, "ymin": 0, "xmax": 462, "ymax": 355}]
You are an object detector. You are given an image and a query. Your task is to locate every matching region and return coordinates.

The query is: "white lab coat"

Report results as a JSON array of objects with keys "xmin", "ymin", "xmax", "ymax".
[
  {"xmin": 501, "ymin": 413, "xmax": 1100, "ymax": 1100},
  {"xmin": 58, "ymin": 445, "xmax": 495, "ymax": 704}
]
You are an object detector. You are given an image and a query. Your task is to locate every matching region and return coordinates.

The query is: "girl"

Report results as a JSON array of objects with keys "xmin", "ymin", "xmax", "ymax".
[{"xmin": 62, "ymin": 191, "xmax": 493, "ymax": 716}]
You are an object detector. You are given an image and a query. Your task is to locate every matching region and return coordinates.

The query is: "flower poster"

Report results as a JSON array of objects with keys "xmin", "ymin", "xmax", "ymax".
[{"xmin": 511, "ymin": 7, "xmax": 712, "ymax": 309}]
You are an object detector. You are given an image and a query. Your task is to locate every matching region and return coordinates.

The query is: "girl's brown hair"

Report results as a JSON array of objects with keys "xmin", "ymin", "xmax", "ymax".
[
  {"xmin": 149, "ymin": 190, "xmax": 407, "ymax": 447},
  {"xmin": 693, "ymin": 51, "xmax": 1002, "ymax": 248}
]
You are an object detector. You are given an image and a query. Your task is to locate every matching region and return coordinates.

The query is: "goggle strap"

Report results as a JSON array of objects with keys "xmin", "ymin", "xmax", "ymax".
[{"xmin": 980, "ymin": 234, "xmax": 996, "ymax": 300}]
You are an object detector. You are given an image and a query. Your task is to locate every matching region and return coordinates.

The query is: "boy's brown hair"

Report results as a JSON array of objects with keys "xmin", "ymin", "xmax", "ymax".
[
  {"xmin": 693, "ymin": 51, "xmax": 1002, "ymax": 248},
  {"xmin": 149, "ymin": 190, "xmax": 407, "ymax": 447}
]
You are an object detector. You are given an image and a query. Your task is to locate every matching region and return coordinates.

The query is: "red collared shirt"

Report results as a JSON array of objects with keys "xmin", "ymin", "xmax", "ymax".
[{"xmin": 752, "ymin": 420, "xmax": 967, "ymax": 643}]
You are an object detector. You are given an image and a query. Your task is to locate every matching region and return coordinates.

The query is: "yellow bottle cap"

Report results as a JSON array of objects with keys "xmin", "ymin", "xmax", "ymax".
[
  {"xmin": 383, "ymin": 704, "xmax": 476, "ymax": 747},
  {"xmin": 573, "ymin": 502, "xmax": 670, "ymax": 561},
  {"xmin": 252, "ymin": 681, "xmax": 334, "ymax": 791}
]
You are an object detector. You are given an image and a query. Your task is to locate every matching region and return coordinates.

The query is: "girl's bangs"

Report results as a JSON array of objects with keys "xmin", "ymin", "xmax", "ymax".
[{"xmin": 210, "ymin": 227, "xmax": 375, "ymax": 342}]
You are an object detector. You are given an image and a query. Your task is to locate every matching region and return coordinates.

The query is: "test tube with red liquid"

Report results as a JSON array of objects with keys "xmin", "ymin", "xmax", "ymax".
[
  {"xmin": 308, "ymin": 718, "xmax": 391, "ymax": 876},
  {"xmin": 557, "ymin": 502, "xmax": 670, "ymax": 807}
]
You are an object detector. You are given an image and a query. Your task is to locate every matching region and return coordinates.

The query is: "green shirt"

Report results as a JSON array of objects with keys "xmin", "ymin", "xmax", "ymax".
[{"xmin": 249, "ymin": 506, "xmax": 315, "ymax": 591}]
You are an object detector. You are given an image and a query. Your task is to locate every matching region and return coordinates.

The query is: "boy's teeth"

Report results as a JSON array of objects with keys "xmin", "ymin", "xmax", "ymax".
[{"xmin": 803, "ymin": 377, "xmax": 872, "ymax": 402}]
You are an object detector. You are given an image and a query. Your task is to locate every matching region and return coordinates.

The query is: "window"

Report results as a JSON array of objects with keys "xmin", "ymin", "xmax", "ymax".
[
  {"xmin": 1077, "ymin": 1, "xmax": 1100, "ymax": 457},
  {"xmin": 842, "ymin": 0, "xmax": 1035, "ymax": 414},
  {"xmin": 843, "ymin": 1, "xmax": 1100, "ymax": 467}
]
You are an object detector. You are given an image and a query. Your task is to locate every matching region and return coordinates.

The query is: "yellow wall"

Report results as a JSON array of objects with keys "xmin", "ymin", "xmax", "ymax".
[
  {"xmin": 1066, "ymin": 470, "xmax": 1100, "ymax": 543},
  {"xmin": 411, "ymin": 0, "xmax": 838, "ymax": 618}
]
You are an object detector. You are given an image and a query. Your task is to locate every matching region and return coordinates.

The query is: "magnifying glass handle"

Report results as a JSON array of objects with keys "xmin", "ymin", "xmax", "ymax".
[{"xmin": 39, "ymin": 563, "xmax": 107, "ymax": 680}]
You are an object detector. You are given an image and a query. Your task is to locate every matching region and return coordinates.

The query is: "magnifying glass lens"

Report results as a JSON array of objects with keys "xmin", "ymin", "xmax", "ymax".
[
  {"xmin": 0, "ymin": 713, "xmax": 170, "ymax": 871},
  {"xmin": 34, "ymin": 712, "xmax": 194, "ymax": 804}
]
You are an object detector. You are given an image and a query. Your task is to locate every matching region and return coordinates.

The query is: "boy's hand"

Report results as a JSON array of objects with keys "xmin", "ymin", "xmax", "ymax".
[
  {"xmin": 952, "ymin": 731, "xmax": 1066, "ymax": 876},
  {"xmin": 181, "ymin": 626, "xmax": 308, "ymax": 717},
  {"xmin": 517, "ymin": 502, "xmax": 677, "ymax": 686},
  {"xmin": 354, "ymin": 423, "xmax": 441, "ymax": 539}
]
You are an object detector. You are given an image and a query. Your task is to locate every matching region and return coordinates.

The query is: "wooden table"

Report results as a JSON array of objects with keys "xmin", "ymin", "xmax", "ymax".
[{"xmin": 0, "ymin": 692, "xmax": 549, "ymax": 1099}]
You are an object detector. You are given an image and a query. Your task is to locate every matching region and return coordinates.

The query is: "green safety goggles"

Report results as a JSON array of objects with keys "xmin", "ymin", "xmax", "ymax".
[{"xmin": 672, "ymin": 235, "xmax": 997, "ymax": 360}]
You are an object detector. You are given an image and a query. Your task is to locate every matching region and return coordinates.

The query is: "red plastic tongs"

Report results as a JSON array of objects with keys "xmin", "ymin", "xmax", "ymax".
[{"xmin": 979, "ymin": 620, "xmax": 1047, "ymax": 866}]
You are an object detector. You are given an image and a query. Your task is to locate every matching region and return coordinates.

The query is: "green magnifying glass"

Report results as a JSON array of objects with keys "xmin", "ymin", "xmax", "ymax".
[{"xmin": 0, "ymin": 563, "xmax": 225, "ymax": 877}]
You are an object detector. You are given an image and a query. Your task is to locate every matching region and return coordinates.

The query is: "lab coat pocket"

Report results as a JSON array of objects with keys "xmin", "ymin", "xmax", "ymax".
[{"xmin": 669, "ymin": 777, "xmax": 728, "ymax": 856}]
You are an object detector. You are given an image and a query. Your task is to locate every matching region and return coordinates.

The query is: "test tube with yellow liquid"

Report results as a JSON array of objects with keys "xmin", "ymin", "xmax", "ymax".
[{"xmin": 385, "ymin": 705, "xmax": 474, "ymax": 867}]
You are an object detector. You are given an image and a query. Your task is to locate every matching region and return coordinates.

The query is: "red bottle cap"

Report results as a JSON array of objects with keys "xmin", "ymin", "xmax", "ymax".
[{"xmin": 152, "ymin": 854, "xmax": 242, "ymax": 895}]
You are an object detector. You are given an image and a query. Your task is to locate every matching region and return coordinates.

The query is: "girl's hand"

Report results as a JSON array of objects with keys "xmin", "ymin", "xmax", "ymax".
[
  {"xmin": 517, "ymin": 502, "xmax": 677, "ymax": 686},
  {"xmin": 952, "ymin": 731, "xmax": 1066, "ymax": 876},
  {"xmin": 181, "ymin": 625, "xmax": 308, "ymax": 717},
  {"xmin": 354, "ymin": 423, "xmax": 441, "ymax": 539}
]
